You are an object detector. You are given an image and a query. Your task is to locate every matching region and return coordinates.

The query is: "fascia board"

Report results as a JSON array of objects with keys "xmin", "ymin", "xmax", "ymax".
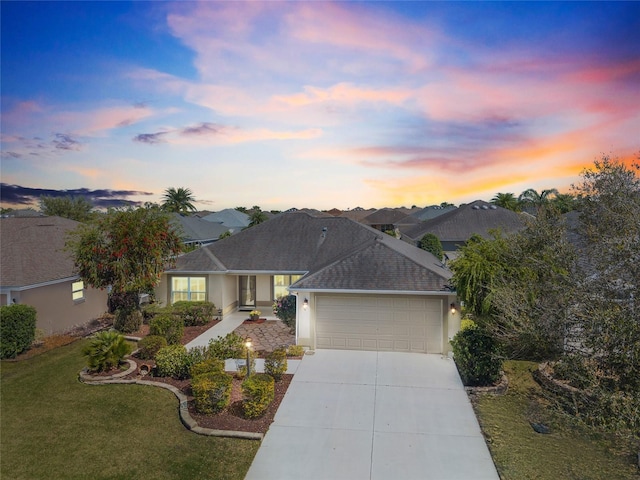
[{"xmin": 288, "ymin": 288, "xmax": 455, "ymax": 296}]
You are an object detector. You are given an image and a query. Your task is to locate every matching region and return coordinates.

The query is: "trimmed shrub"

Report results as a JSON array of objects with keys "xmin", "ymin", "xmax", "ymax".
[
  {"xmin": 149, "ymin": 312, "xmax": 184, "ymax": 345},
  {"xmin": 208, "ymin": 332, "xmax": 246, "ymax": 360},
  {"xmin": 137, "ymin": 335, "xmax": 167, "ymax": 360},
  {"xmin": 286, "ymin": 344, "xmax": 304, "ymax": 357},
  {"xmin": 114, "ymin": 308, "xmax": 143, "ymax": 334},
  {"xmin": 192, "ymin": 371, "xmax": 233, "ymax": 414},
  {"xmin": 451, "ymin": 323, "xmax": 503, "ymax": 386},
  {"xmin": 242, "ymin": 373, "xmax": 275, "ymax": 418},
  {"xmin": 172, "ymin": 301, "xmax": 216, "ymax": 326},
  {"xmin": 83, "ymin": 331, "xmax": 132, "ymax": 373},
  {"xmin": 190, "ymin": 357, "xmax": 225, "ymax": 378},
  {"xmin": 155, "ymin": 344, "xmax": 190, "ymax": 379},
  {"xmin": 264, "ymin": 346, "xmax": 288, "ymax": 381},
  {"xmin": 0, "ymin": 304, "xmax": 37, "ymax": 359},
  {"xmin": 235, "ymin": 350, "xmax": 257, "ymax": 380},
  {"xmin": 141, "ymin": 303, "xmax": 166, "ymax": 323},
  {"xmin": 273, "ymin": 295, "xmax": 296, "ymax": 332}
]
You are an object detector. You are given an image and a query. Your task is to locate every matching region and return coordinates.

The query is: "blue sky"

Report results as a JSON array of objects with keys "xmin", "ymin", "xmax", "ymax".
[{"xmin": 1, "ymin": 1, "xmax": 638, "ymax": 211}]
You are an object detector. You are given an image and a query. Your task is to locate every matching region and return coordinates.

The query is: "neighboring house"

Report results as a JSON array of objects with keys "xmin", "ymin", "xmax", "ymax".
[
  {"xmin": 157, "ymin": 212, "xmax": 458, "ymax": 354},
  {"xmin": 402, "ymin": 200, "xmax": 527, "ymax": 257},
  {"xmin": 339, "ymin": 207, "xmax": 376, "ymax": 222},
  {"xmin": 411, "ymin": 205, "xmax": 457, "ymax": 222},
  {"xmin": 202, "ymin": 208, "xmax": 250, "ymax": 232},
  {"xmin": 0, "ymin": 216, "xmax": 108, "ymax": 335},
  {"xmin": 361, "ymin": 208, "xmax": 420, "ymax": 233},
  {"xmin": 170, "ymin": 213, "xmax": 229, "ymax": 247}
]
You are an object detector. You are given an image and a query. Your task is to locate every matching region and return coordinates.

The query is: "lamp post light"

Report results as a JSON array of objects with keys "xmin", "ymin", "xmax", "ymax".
[{"xmin": 245, "ymin": 337, "xmax": 252, "ymax": 377}]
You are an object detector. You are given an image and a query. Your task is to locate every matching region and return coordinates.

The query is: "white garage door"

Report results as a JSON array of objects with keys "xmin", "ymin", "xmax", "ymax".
[{"xmin": 315, "ymin": 295, "xmax": 443, "ymax": 353}]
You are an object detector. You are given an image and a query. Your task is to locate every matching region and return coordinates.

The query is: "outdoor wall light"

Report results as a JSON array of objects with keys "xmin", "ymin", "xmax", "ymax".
[
  {"xmin": 450, "ymin": 303, "xmax": 457, "ymax": 314},
  {"xmin": 303, "ymin": 298, "xmax": 309, "ymax": 310}
]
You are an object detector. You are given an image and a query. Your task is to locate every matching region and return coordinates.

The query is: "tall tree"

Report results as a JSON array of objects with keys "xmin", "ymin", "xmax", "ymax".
[
  {"xmin": 40, "ymin": 195, "xmax": 95, "ymax": 222},
  {"xmin": 418, "ymin": 233, "xmax": 444, "ymax": 261},
  {"xmin": 161, "ymin": 187, "xmax": 196, "ymax": 214},
  {"xmin": 490, "ymin": 192, "xmax": 519, "ymax": 211},
  {"xmin": 569, "ymin": 154, "xmax": 640, "ymax": 393},
  {"xmin": 66, "ymin": 205, "xmax": 183, "ymax": 317},
  {"xmin": 518, "ymin": 188, "xmax": 558, "ymax": 213},
  {"xmin": 551, "ymin": 193, "xmax": 576, "ymax": 213}
]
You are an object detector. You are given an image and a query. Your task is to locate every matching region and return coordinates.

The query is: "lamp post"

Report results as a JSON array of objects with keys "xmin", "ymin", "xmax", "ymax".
[{"xmin": 245, "ymin": 337, "xmax": 252, "ymax": 377}]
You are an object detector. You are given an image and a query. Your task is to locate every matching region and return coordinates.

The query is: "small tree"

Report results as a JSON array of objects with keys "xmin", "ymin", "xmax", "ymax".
[
  {"xmin": 83, "ymin": 331, "xmax": 132, "ymax": 373},
  {"xmin": 273, "ymin": 295, "xmax": 296, "ymax": 332},
  {"xmin": 418, "ymin": 233, "xmax": 443, "ymax": 260},
  {"xmin": 66, "ymin": 205, "xmax": 183, "ymax": 332}
]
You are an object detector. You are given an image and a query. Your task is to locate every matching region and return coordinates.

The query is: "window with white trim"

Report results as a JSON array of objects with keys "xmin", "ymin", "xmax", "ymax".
[
  {"xmin": 273, "ymin": 274, "xmax": 302, "ymax": 299},
  {"xmin": 72, "ymin": 280, "xmax": 85, "ymax": 302},
  {"xmin": 171, "ymin": 277, "xmax": 206, "ymax": 303}
]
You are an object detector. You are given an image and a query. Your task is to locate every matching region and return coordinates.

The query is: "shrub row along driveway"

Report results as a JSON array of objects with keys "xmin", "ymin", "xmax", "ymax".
[{"xmin": 245, "ymin": 350, "xmax": 499, "ymax": 480}]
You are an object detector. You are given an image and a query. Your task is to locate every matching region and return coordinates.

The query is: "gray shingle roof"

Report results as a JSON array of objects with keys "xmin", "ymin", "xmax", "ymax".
[
  {"xmin": 402, "ymin": 200, "xmax": 526, "ymax": 242},
  {"xmin": 0, "ymin": 216, "xmax": 80, "ymax": 287},
  {"xmin": 202, "ymin": 209, "xmax": 250, "ymax": 229},
  {"xmin": 170, "ymin": 214, "xmax": 229, "ymax": 243},
  {"xmin": 168, "ymin": 212, "xmax": 452, "ymax": 292}
]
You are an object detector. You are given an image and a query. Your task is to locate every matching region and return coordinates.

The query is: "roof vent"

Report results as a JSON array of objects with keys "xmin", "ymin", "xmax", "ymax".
[
  {"xmin": 472, "ymin": 205, "xmax": 480, "ymax": 210},
  {"xmin": 490, "ymin": 205, "xmax": 497, "ymax": 210},
  {"xmin": 482, "ymin": 205, "xmax": 489, "ymax": 210}
]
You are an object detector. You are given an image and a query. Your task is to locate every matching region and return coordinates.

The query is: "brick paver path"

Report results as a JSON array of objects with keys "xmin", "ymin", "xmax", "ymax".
[{"xmin": 233, "ymin": 320, "xmax": 295, "ymax": 353}]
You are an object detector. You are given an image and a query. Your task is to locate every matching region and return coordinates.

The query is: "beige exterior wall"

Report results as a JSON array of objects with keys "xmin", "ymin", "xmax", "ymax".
[{"xmin": 14, "ymin": 281, "xmax": 108, "ymax": 335}]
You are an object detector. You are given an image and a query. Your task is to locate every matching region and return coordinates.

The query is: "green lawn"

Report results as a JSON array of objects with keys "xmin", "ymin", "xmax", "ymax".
[
  {"xmin": 1, "ymin": 340, "xmax": 259, "ymax": 480},
  {"xmin": 473, "ymin": 361, "xmax": 639, "ymax": 480}
]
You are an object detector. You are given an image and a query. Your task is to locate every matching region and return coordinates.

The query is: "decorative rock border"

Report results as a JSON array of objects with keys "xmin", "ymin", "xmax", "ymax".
[
  {"xmin": 464, "ymin": 373, "xmax": 509, "ymax": 396},
  {"xmin": 78, "ymin": 360, "xmax": 263, "ymax": 441}
]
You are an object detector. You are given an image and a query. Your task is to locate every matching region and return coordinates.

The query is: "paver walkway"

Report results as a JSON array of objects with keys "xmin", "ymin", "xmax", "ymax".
[{"xmin": 185, "ymin": 311, "xmax": 295, "ymax": 353}]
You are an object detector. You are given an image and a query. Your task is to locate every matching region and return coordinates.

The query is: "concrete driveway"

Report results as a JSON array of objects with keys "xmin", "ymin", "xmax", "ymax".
[{"xmin": 245, "ymin": 350, "xmax": 499, "ymax": 480}]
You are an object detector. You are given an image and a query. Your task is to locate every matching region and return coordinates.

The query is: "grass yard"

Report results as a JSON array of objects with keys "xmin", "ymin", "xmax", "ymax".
[
  {"xmin": 0, "ymin": 340, "xmax": 259, "ymax": 480},
  {"xmin": 473, "ymin": 361, "xmax": 639, "ymax": 480}
]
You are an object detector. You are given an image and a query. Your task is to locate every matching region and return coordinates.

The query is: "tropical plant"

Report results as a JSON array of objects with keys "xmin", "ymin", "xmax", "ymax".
[
  {"xmin": 551, "ymin": 193, "xmax": 576, "ymax": 213},
  {"xmin": 418, "ymin": 233, "xmax": 443, "ymax": 260},
  {"xmin": 518, "ymin": 188, "xmax": 558, "ymax": 213},
  {"xmin": 248, "ymin": 208, "xmax": 267, "ymax": 227},
  {"xmin": 82, "ymin": 331, "xmax": 132, "ymax": 373},
  {"xmin": 490, "ymin": 192, "xmax": 519, "ymax": 211},
  {"xmin": 161, "ymin": 187, "xmax": 196, "ymax": 214}
]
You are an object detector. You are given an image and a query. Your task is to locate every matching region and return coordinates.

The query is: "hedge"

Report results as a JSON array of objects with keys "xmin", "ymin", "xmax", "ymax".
[
  {"xmin": 0, "ymin": 304, "xmax": 37, "ymax": 359},
  {"xmin": 172, "ymin": 301, "xmax": 216, "ymax": 327}
]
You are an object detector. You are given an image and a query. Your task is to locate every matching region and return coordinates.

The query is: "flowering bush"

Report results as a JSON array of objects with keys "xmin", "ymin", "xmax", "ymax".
[{"xmin": 273, "ymin": 295, "xmax": 296, "ymax": 332}]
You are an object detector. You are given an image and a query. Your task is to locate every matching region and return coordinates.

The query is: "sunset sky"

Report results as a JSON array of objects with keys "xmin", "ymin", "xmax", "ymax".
[{"xmin": 1, "ymin": 1, "xmax": 639, "ymax": 211}]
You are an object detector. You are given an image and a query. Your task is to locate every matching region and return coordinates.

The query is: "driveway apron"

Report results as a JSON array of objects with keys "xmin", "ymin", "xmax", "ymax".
[{"xmin": 244, "ymin": 350, "xmax": 499, "ymax": 480}]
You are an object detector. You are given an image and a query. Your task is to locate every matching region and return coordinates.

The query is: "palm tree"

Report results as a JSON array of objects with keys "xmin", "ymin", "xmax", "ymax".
[
  {"xmin": 552, "ymin": 193, "xmax": 576, "ymax": 214},
  {"xmin": 490, "ymin": 192, "xmax": 519, "ymax": 211},
  {"xmin": 518, "ymin": 188, "xmax": 558, "ymax": 213},
  {"xmin": 161, "ymin": 187, "xmax": 196, "ymax": 214},
  {"xmin": 248, "ymin": 208, "xmax": 268, "ymax": 227}
]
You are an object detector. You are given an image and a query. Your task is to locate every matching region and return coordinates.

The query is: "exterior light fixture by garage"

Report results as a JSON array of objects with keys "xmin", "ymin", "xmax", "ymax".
[
  {"xmin": 303, "ymin": 298, "xmax": 309, "ymax": 310},
  {"xmin": 245, "ymin": 337, "xmax": 252, "ymax": 377},
  {"xmin": 450, "ymin": 303, "xmax": 457, "ymax": 314}
]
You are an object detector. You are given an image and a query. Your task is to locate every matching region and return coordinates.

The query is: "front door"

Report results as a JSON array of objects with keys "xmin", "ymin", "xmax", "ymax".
[{"xmin": 239, "ymin": 275, "xmax": 256, "ymax": 310}]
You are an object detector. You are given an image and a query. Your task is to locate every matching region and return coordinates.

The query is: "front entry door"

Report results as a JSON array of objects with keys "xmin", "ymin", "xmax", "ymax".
[{"xmin": 239, "ymin": 275, "xmax": 256, "ymax": 309}]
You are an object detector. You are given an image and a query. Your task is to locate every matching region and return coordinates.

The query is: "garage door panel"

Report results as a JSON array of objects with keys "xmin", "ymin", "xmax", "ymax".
[{"xmin": 316, "ymin": 295, "xmax": 443, "ymax": 353}]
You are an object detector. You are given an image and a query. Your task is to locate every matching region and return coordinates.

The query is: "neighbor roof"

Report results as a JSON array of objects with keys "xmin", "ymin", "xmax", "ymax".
[
  {"xmin": 0, "ymin": 216, "xmax": 80, "ymax": 287},
  {"xmin": 402, "ymin": 200, "xmax": 526, "ymax": 243},
  {"xmin": 202, "ymin": 208, "xmax": 250, "ymax": 229},
  {"xmin": 170, "ymin": 214, "xmax": 229, "ymax": 244},
  {"xmin": 167, "ymin": 212, "xmax": 452, "ymax": 292}
]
